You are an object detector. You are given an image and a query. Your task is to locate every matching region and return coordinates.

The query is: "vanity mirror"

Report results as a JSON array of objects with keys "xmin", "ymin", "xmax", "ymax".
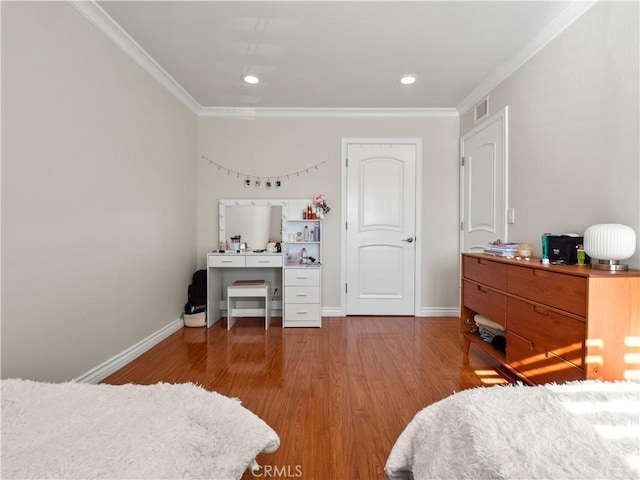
[{"xmin": 219, "ymin": 199, "xmax": 285, "ymax": 251}]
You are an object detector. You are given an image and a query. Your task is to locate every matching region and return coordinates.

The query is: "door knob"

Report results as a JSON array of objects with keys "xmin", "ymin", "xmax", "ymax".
[{"xmin": 402, "ymin": 237, "xmax": 414, "ymax": 243}]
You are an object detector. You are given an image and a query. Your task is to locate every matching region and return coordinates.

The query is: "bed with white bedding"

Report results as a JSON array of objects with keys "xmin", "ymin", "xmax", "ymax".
[
  {"xmin": 385, "ymin": 381, "xmax": 640, "ymax": 480},
  {"xmin": 1, "ymin": 379, "xmax": 279, "ymax": 479}
]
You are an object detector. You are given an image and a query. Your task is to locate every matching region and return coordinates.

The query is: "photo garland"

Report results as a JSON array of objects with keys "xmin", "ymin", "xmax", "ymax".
[{"xmin": 202, "ymin": 156, "xmax": 325, "ymax": 188}]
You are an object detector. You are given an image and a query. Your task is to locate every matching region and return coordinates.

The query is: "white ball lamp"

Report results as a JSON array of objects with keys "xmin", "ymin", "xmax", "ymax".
[{"xmin": 583, "ymin": 224, "xmax": 637, "ymax": 271}]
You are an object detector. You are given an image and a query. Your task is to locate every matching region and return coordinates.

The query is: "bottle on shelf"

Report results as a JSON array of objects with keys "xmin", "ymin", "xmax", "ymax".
[
  {"xmin": 304, "ymin": 225, "xmax": 310, "ymax": 241},
  {"xmin": 301, "ymin": 248, "xmax": 308, "ymax": 264},
  {"xmin": 314, "ymin": 223, "xmax": 320, "ymax": 242}
]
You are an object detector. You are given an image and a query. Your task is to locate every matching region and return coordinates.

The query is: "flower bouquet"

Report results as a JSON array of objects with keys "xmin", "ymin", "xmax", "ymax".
[{"xmin": 314, "ymin": 193, "xmax": 331, "ymax": 216}]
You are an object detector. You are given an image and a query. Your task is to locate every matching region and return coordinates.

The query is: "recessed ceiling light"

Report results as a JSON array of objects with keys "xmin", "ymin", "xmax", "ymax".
[
  {"xmin": 242, "ymin": 74, "xmax": 260, "ymax": 85},
  {"xmin": 400, "ymin": 75, "xmax": 416, "ymax": 85}
]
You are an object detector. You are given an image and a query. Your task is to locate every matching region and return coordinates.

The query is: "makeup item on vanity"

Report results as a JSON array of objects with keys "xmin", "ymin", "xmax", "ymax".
[{"xmin": 230, "ymin": 235, "xmax": 241, "ymax": 251}]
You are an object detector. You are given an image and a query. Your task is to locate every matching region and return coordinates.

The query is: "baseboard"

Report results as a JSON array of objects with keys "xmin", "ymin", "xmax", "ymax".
[
  {"xmin": 74, "ymin": 318, "xmax": 183, "ymax": 384},
  {"xmin": 320, "ymin": 307, "xmax": 459, "ymax": 317},
  {"xmin": 418, "ymin": 307, "xmax": 460, "ymax": 317}
]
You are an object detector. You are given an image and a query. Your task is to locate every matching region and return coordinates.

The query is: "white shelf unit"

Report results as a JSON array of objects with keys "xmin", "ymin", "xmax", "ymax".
[{"xmin": 282, "ymin": 199, "xmax": 322, "ymax": 327}]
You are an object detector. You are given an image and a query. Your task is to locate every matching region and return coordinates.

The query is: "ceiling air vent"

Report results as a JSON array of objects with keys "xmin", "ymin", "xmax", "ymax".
[{"xmin": 474, "ymin": 96, "xmax": 489, "ymax": 123}]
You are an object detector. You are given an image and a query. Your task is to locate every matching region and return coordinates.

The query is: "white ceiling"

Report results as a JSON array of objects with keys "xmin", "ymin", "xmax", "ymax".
[{"xmin": 93, "ymin": 1, "xmax": 593, "ymax": 113}]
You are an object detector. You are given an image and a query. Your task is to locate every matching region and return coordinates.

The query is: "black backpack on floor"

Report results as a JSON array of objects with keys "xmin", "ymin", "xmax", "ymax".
[{"xmin": 185, "ymin": 269, "xmax": 207, "ymax": 314}]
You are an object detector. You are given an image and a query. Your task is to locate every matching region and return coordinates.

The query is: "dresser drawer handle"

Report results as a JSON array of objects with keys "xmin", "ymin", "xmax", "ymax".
[
  {"xmin": 220, "ymin": 260, "xmax": 234, "ymax": 263},
  {"xmin": 296, "ymin": 293, "xmax": 309, "ymax": 297},
  {"xmin": 296, "ymin": 310, "xmax": 309, "ymax": 315},
  {"xmin": 478, "ymin": 285, "xmax": 488, "ymax": 293},
  {"xmin": 533, "ymin": 305, "xmax": 550, "ymax": 316},
  {"xmin": 257, "ymin": 260, "xmax": 271, "ymax": 263},
  {"xmin": 545, "ymin": 350, "xmax": 564, "ymax": 360},
  {"xmin": 295, "ymin": 276, "xmax": 309, "ymax": 280}
]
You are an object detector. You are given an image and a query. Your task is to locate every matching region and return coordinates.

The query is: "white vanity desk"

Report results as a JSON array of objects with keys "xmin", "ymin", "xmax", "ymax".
[
  {"xmin": 207, "ymin": 199, "xmax": 323, "ymax": 328},
  {"xmin": 206, "ymin": 252, "xmax": 283, "ymax": 328}
]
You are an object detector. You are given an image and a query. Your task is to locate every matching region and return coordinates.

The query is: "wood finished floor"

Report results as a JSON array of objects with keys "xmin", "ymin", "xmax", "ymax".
[{"xmin": 103, "ymin": 317, "xmax": 504, "ymax": 480}]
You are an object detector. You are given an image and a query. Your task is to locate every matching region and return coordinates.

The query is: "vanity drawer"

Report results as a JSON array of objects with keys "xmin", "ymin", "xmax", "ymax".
[
  {"xmin": 463, "ymin": 256, "xmax": 507, "ymax": 290},
  {"xmin": 284, "ymin": 268, "xmax": 320, "ymax": 286},
  {"xmin": 462, "ymin": 280, "xmax": 506, "ymax": 327},
  {"xmin": 506, "ymin": 331, "xmax": 585, "ymax": 384},
  {"xmin": 284, "ymin": 303, "xmax": 321, "ymax": 324},
  {"xmin": 507, "ymin": 297, "xmax": 585, "ymax": 366},
  {"xmin": 208, "ymin": 255, "xmax": 245, "ymax": 267},
  {"xmin": 507, "ymin": 265, "xmax": 587, "ymax": 316},
  {"xmin": 246, "ymin": 255, "xmax": 283, "ymax": 267},
  {"xmin": 286, "ymin": 286, "xmax": 320, "ymax": 304}
]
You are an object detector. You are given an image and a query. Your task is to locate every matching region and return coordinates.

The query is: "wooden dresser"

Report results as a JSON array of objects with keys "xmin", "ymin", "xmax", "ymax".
[{"xmin": 460, "ymin": 253, "xmax": 640, "ymax": 384}]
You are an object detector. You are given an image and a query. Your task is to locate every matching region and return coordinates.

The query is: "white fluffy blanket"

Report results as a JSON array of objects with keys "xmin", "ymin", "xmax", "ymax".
[
  {"xmin": 1, "ymin": 379, "xmax": 279, "ymax": 479},
  {"xmin": 385, "ymin": 381, "xmax": 640, "ymax": 480}
]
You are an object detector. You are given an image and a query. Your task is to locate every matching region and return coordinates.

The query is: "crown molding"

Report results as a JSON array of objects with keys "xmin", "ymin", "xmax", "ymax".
[
  {"xmin": 69, "ymin": 1, "xmax": 456, "ymax": 119},
  {"xmin": 71, "ymin": 0, "xmax": 593, "ymax": 119},
  {"xmin": 198, "ymin": 107, "xmax": 459, "ymax": 118},
  {"xmin": 69, "ymin": 0, "xmax": 201, "ymax": 114},
  {"xmin": 456, "ymin": 0, "xmax": 597, "ymax": 115}
]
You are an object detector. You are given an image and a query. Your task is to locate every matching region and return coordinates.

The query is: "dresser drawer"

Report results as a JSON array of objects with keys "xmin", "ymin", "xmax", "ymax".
[
  {"xmin": 507, "ymin": 265, "xmax": 587, "ymax": 316},
  {"xmin": 463, "ymin": 280, "xmax": 506, "ymax": 327},
  {"xmin": 246, "ymin": 255, "xmax": 283, "ymax": 267},
  {"xmin": 463, "ymin": 256, "xmax": 507, "ymax": 290},
  {"xmin": 208, "ymin": 255, "xmax": 245, "ymax": 267},
  {"xmin": 506, "ymin": 331, "xmax": 585, "ymax": 384},
  {"xmin": 284, "ymin": 268, "xmax": 320, "ymax": 286},
  {"xmin": 284, "ymin": 303, "xmax": 321, "ymax": 323},
  {"xmin": 286, "ymin": 286, "xmax": 320, "ymax": 304},
  {"xmin": 507, "ymin": 297, "xmax": 585, "ymax": 366}
]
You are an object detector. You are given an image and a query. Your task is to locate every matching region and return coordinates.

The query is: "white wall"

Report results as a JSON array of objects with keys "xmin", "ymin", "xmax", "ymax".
[
  {"xmin": 197, "ymin": 115, "xmax": 460, "ymax": 313},
  {"xmin": 5, "ymin": 0, "xmax": 633, "ymax": 382},
  {"xmin": 460, "ymin": 1, "xmax": 640, "ymax": 268},
  {"xmin": 1, "ymin": 2, "xmax": 198, "ymax": 381}
]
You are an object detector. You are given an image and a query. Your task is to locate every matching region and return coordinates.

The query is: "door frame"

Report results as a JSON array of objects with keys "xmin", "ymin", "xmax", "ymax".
[
  {"xmin": 340, "ymin": 138, "xmax": 423, "ymax": 316},
  {"xmin": 459, "ymin": 106, "xmax": 509, "ymax": 275}
]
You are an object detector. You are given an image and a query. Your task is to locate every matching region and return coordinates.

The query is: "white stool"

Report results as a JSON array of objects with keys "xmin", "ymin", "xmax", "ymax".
[{"xmin": 226, "ymin": 281, "xmax": 271, "ymax": 330}]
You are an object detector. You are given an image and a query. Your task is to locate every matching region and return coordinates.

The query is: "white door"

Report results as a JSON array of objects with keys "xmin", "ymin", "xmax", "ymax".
[
  {"xmin": 460, "ymin": 108, "xmax": 508, "ymax": 253},
  {"xmin": 345, "ymin": 141, "xmax": 418, "ymax": 315}
]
